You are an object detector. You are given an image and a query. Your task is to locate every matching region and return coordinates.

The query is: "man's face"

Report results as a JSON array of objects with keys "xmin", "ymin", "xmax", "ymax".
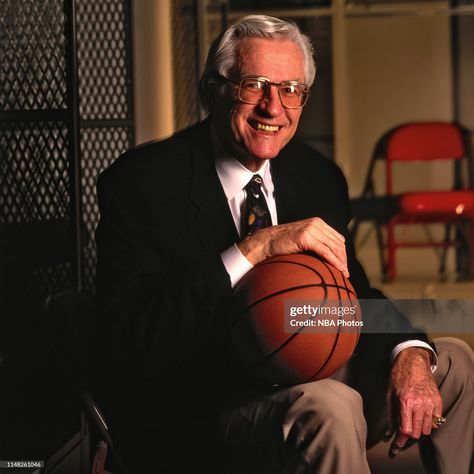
[{"xmin": 213, "ymin": 38, "xmax": 306, "ymax": 171}]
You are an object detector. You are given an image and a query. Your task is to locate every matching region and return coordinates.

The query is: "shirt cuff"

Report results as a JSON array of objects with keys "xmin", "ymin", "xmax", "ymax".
[
  {"xmin": 221, "ymin": 244, "xmax": 254, "ymax": 288},
  {"xmin": 391, "ymin": 340, "xmax": 438, "ymax": 373}
]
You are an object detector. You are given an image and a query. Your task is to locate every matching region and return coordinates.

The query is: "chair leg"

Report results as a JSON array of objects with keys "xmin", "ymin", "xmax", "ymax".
[
  {"xmin": 467, "ymin": 219, "xmax": 474, "ymax": 279},
  {"xmin": 453, "ymin": 221, "xmax": 471, "ymax": 279},
  {"xmin": 387, "ymin": 220, "xmax": 396, "ymax": 281},
  {"xmin": 438, "ymin": 224, "xmax": 451, "ymax": 277},
  {"xmin": 375, "ymin": 222, "xmax": 388, "ymax": 282},
  {"xmin": 350, "ymin": 218, "xmax": 360, "ymax": 241}
]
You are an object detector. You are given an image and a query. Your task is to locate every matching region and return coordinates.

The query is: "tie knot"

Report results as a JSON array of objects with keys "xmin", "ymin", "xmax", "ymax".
[
  {"xmin": 242, "ymin": 174, "xmax": 271, "ymax": 235},
  {"xmin": 245, "ymin": 174, "xmax": 264, "ymax": 197}
]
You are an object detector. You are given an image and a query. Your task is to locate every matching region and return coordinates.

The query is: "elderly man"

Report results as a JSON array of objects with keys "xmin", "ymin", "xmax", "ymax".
[{"xmin": 95, "ymin": 15, "xmax": 473, "ymax": 473}]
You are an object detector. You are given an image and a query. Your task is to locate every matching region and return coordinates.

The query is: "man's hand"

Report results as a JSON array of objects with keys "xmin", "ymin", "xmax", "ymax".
[
  {"xmin": 386, "ymin": 347, "xmax": 443, "ymax": 456},
  {"xmin": 237, "ymin": 217, "xmax": 349, "ymax": 277}
]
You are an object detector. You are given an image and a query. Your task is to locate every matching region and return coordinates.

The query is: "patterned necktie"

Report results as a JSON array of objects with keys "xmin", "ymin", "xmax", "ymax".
[{"xmin": 242, "ymin": 174, "xmax": 272, "ymax": 236}]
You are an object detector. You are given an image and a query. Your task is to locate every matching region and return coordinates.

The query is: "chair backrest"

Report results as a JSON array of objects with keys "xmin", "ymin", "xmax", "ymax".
[
  {"xmin": 383, "ymin": 122, "xmax": 467, "ymax": 194},
  {"xmin": 386, "ymin": 122, "xmax": 465, "ymax": 162}
]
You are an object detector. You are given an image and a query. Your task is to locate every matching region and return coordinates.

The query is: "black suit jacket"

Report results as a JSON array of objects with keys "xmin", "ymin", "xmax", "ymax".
[{"xmin": 94, "ymin": 118, "xmax": 424, "ymax": 470}]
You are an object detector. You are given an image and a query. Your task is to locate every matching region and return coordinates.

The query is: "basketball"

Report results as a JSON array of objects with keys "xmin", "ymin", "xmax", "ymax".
[{"xmin": 230, "ymin": 253, "xmax": 361, "ymax": 386}]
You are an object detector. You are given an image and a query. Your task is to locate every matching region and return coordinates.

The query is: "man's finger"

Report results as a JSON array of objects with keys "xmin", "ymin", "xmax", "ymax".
[
  {"xmin": 432, "ymin": 398, "xmax": 444, "ymax": 430},
  {"xmin": 391, "ymin": 403, "xmax": 413, "ymax": 454},
  {"xmin": 307, "ymin": 228, "xmax": 348, "ymax": 275},
  {"xmin": 384, "ymin": 389, "xmax": 396, "ymax": 440},
  {"xmin": 308, "ymin": 223, "xmax": 345, "ymax": 252},
  {"xmin": 411, "ymin": 408, "xmax": 425, "ymax": 439},
  {"xmin": 312, "ymin": 241, "xmax": 348, "ymax": 277},
  {"xmin": 398, "ymin": 401, "xmax": 413, "ymax": 437},
  {"xmin": 312, "ymin": 217, "xmax": 346, "ymax": 243},
  {"xmin": 308, "ymin": 220, "xmax": 348, "ymax": 268},
  {"xmin": 390, "ymin": 432, "xmax": 410, "ymax": 457},
  {"xmin": 422, "ymin": 410, "xmax": 434, "ymax": 436},
  {"xmin": 322, "ymin": 233, "xmax": 348, "ymax": 269}
]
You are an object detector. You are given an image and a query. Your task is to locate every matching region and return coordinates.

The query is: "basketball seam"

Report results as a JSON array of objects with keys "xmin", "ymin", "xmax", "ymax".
[
  {"xmin": 231, "ymin": 282, "xmax": 353, "ymax": 328},
  {"xmin": 247, "ymin": 283, "xmax": 329, "ymax": 369},
  {"xmin": 299, "ymin": 261, "xmax": 361, "ymax": 382},
  {"xmin": 300, "ymin": 261, "xmax": 347, "ymax": 383},
  {"xmin": 232, "ymin": 258, "xmax": 357, "ymax": 325}
]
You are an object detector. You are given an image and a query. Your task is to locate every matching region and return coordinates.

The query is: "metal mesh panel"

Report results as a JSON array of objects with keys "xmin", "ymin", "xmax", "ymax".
[
  {"xmin": 76, "ymin": 0, "xmax": 131, "ymax": 120},
  {"xmin": 172, "ymin": 0, "xmax": 200, "ymax": 130},
  {"xmin": 0, "ymin": 0, "xmax": 74, "ymax": 300},
  {"xmin": 0, "ymin": 0, "xmax": 134, "ymax": 293},
  {"xmin": 0, "ymin": 122, "xmax": 70, "ymax": 224},
  {"xmin": 76, "ymin": 0, "xmax": 134, "ymax": 291},
  {"xmin": 25, "ymin": 262, "xmax": 73, "ymax": 301},
  {"xmin": 0, "ymin": 0, "xmax": 67, "ymax": 110}
]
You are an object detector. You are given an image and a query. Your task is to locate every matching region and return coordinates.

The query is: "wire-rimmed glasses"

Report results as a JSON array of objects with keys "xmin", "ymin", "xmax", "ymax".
[{"xmin": 221, "ymin": 75, "xmax": 310, "ymax": 109}]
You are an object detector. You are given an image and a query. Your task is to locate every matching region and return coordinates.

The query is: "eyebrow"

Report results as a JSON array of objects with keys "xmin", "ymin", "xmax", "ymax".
[{"xmin": 240, "ymin": 75, "xmax": 308, "ymax": 85}]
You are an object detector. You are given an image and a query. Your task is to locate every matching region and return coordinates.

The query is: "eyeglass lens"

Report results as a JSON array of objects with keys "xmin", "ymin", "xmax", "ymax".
[{"xmin": 239, "ymin": 78, "xmax": 307, "ymax": 108}]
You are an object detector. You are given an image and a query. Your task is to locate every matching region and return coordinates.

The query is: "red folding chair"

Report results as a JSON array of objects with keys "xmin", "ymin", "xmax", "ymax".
[
  {"xmin": 353, "ymin": 122, "xmax": 474, "ymax": 281},
  {"xmin": 382, "ymin": 122, "xmax": 474, "ymax": 280}
]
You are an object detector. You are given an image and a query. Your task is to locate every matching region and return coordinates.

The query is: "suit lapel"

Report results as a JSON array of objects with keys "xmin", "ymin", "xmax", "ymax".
[
  {"xmin": 271, "ymin": 148, "xmax": 299, "ymax": 224},
  {"xmin": 189, "ymin": 123, "xmax": 239, "ymax": 253},
  {"xmin": 271, "ymin": 144, "xmax": 322, "ymax": 225}
]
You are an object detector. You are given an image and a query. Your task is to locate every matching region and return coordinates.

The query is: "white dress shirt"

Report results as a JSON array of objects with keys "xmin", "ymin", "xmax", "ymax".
[{"xmin": 212, "ymin": 131, "xmax": 437, "ymax": 371}]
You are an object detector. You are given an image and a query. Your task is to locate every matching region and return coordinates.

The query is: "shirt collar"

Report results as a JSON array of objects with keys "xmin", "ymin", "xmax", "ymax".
[{"xmin": 211, "ymin": 125, "xmax": 274, "ymax": 201}]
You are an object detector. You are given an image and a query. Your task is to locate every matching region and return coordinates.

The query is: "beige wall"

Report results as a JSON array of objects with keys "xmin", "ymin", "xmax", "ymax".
[
  {"xmin": 337, "ymin": 13, "xmax": 459, "ymax": 281},
  {"xmin": 458, "ymin": 16, "xmax": 474, "ymax": 130},
  {"xmin": 132, "ymin": 0, "xmax": 175, "ymax": 145},
  {"xmin": 342, "ymin": 15, "xmax": 453, "ymax": 197}
]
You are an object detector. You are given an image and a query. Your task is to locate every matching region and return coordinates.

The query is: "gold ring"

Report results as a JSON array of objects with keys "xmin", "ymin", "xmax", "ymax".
[{"xmin": 432, "ymin": 415, "xmax": 447, "ymax": 427}]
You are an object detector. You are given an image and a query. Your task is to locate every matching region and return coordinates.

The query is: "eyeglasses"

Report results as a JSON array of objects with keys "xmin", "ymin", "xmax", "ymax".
[{"xmin": 220, "ymin": 75, "xmax": 310, "ymax": 109}]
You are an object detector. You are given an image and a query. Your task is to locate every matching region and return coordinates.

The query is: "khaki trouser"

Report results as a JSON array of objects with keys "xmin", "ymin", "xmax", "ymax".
[{"xmin": 219, "ymin": 338, "xmax": 474, "ymax": 474}]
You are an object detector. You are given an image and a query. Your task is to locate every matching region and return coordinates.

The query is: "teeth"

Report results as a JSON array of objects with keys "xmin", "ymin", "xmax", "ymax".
[{"xmin": 256, "ymin": 123, "xmax": 279, "ymax": 132}]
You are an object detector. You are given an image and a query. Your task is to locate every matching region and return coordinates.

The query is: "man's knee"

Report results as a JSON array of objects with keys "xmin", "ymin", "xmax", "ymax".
[
  {"xmin": 283, "ymin": 379, "xmax": 366, "ymax": 443},
  {"xmin": 434, "ymin": 337, "xmax": 474, "ymax": 387},
  {"xmin": 292, "ymin": 379, "xmax": 364, "ymax": 411},
  {"xmin": 282, "ymin": 380, "xmax": 370, "ymax": 473}
]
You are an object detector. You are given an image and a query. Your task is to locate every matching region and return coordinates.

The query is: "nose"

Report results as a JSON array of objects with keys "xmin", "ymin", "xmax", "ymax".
[{"xmin": 257, "ymin": 84, "xmax": 283, "ymax": 116}]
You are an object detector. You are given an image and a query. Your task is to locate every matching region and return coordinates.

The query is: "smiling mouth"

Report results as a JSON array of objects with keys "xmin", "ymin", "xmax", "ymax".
[{"xmin": 250, "ymin": 121, "xmax": 282, "ymax": 133}]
